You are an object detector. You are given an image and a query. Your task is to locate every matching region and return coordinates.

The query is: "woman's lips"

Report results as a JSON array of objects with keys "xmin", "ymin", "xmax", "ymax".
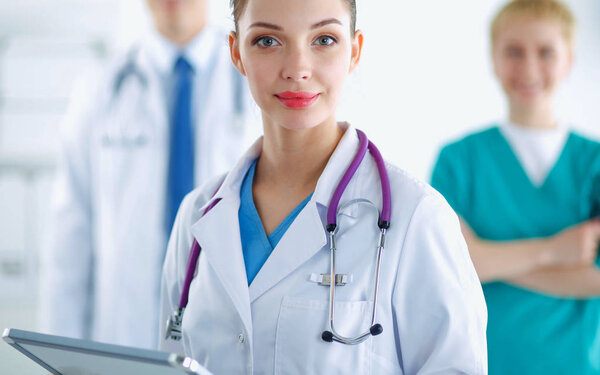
[{"xmin": 275, "ymin": 91, "xmax": 320, "ymax": 109}]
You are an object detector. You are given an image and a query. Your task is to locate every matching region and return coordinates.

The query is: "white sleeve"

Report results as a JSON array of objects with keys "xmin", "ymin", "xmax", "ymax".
[
  {"xmin": 38, "ymin": 72, "xmax": 98, "ymax": 339},
  {"xmin": 393, "ymin": 194, "xmax": 488, "ymax": 374}
]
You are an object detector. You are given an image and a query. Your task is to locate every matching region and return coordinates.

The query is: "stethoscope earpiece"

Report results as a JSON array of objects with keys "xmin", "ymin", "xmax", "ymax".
[
  {"xmin": 321, "ymin": 331, "xmax": 334, "ymax": 342},
  {"xmin": 321, "ymin": 325, "xmax": 384, "ymax": 344},
  {"xmin": 370, "ymin": 324, "xmax": 383, "ymax": 336}
]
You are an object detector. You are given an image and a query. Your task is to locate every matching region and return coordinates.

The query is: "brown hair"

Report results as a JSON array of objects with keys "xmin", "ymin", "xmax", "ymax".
[
  {"xmin": 230, "ymin": 0, "xmax": 357, "ymax": 34},
  {"xmin": 491, "ymin": 0, "xmax": 576, "ymax": 47}
]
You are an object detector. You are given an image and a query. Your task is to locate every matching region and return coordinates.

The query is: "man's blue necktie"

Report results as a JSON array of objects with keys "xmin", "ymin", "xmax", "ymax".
[{"xmin": 167, "ymin": 55, "xmax": 194, "ymax": 232}]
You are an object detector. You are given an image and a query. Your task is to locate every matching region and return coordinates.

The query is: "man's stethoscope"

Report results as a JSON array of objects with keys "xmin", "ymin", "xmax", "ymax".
[
  {"xmin": 165, "ymin": 129, "xmax": 392, "ymax": 345},
  {"xmin": 105, "ymin": 45, "xmax": 245, "ymax": 147}
]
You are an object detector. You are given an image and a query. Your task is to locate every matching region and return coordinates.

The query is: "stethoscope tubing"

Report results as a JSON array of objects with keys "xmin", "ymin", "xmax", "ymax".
[
  {"xmin": 178, "ymin": 197, "xmax": 221, "ymax": 309},
  {"xmin": 165, "ymin": 189, "xmax": 222, "ymax": 341},
  {"xmin": 322, "ymin": 130, "xmax": 390, "ymax": 345},
  {"xmin": 326, "ymin": 129, "xmax": 391, "ymax": 231}
]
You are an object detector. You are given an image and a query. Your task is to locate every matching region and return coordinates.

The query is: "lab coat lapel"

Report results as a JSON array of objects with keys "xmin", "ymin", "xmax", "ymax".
[
  {"xmin": 249, "ymin": 123, "xmax": 361, "ymax": 302},
  {"xmin": 248, "ymin": 202, "xmax": 327, "ymax": 302},
  {"xmin": 190, "ymin": 195, "xmax": 253, "ymax": 338},
  {"xmin": 188, "ymin": 141, "xmax": 263, "ymax": 338}
]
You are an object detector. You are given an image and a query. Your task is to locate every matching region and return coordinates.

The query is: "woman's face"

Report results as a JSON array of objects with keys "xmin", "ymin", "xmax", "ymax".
[
  {"xmin": 230, "ymin": 0, "xmax": 362, "ymax": 131},
  {"xmin": 492, "ymin": 16, "xmax": 573, "ymax": 112}
]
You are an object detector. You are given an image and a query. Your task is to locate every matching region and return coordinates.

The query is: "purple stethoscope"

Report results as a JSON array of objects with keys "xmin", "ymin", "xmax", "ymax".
[{"xmin": 165, "ymin": 129, "xmax": 391, "ymax": 345}]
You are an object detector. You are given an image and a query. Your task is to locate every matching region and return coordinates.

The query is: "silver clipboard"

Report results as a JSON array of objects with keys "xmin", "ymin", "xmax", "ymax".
[{"xmin": 3, "ymin": 328, "xmax": 212, "ymax": 375}]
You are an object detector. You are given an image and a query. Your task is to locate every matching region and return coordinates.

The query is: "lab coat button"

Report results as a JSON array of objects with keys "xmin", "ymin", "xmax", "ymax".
[{"xmin": 238, "ymin": 332, "xmax": 245, "ymax": 343}]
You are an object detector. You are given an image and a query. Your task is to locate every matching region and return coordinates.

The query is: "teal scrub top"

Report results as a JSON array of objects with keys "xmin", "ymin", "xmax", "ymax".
[
  {"xmin": 431, "ymin": 126, "xmax": 600, "ymax": 375},
  {"xmin": 239, "ymin": 160, "xmax": 313, "ymax": 285}
]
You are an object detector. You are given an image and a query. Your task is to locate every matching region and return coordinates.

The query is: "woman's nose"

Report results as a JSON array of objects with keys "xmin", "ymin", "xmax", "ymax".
[{"xmin": 281, "ymin": 47, "xmax": 312, "ymax": 81}]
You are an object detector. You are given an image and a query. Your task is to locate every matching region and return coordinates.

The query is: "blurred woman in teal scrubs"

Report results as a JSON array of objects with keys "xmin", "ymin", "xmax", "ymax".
[{"xmin": 431, "ymin": 1, "xmax": 600, "ymax": 374}]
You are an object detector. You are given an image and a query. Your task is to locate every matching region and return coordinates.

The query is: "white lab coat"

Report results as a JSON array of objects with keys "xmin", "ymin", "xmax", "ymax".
[
  {"xmin": 159, "ymin": 124, "xmax": 488, "ymax": 374},
  {"xmin": 40, "ymin": 26, "xmax": 259, "ymax": 349}
]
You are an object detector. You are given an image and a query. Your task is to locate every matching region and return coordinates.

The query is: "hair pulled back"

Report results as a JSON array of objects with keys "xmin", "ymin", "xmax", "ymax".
[{"xmin": 491, "ymin": 0, "xmax": 576, "ymax": 46}]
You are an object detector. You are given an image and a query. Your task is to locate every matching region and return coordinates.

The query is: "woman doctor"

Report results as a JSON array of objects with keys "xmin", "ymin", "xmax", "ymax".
[{"xmin": 159, "ymin": 0, "xmax": 487, "ymax": 373}]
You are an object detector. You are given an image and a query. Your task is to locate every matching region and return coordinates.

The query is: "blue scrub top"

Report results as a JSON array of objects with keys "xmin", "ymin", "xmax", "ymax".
[
  {"xmin": 431, "ymin": 126, "xmax": 600, "ymax": 375},
  {"xmin": 239, "ymin": 160, "xmax": 313, "ymax": 285}
]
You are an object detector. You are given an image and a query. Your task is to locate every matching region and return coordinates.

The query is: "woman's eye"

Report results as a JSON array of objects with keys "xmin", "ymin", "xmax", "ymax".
[
  {"xmin": 540, "ymin": 47, "xmax": 555, "ymax": 59},
  {"xmin": 314, "ymin": 36, "xmax": 336, "ymax": 46},
  {"xmin": 255, "ymin": 37, "xmax": 280, "ymax": 47},
  {"xmin": 506, "ymin": 47, "xmax": 522, "ymax": 59}
]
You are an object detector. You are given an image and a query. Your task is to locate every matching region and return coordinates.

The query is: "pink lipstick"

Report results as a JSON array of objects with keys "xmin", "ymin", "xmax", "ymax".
[{"xmin": 275, "ymin": 91, "xmax": 319, "ymax": 109}]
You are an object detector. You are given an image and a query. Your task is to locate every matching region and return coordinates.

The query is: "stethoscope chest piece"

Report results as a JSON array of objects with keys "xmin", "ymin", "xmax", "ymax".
[{"xmin": 165, "ymin": 307, "xmax": 185, "ymax": 341}]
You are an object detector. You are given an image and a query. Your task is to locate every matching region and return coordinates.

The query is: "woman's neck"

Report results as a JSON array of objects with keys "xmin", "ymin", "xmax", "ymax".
[
  {"xmin": 255, "ymin": 116, "xmax": 344, "ymax": 195},
  {"xmin": 509, "ymin": 102, "xmax": 557, "ymax": 129}
]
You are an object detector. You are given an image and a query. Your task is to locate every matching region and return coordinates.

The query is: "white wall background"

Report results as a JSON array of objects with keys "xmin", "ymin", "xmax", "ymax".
[{"xmin": 0, "ymin": 1, "xmax": 598, "ymax": 373}]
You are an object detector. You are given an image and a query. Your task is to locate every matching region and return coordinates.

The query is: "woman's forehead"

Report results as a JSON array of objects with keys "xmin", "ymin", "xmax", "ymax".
[
  {"xmin": 495, "ymin": 17, "xmax": 567, "ymax": 44},
  {"xmin": 238, "ymin": 0, "xmax": 351, "ymax": 30}
]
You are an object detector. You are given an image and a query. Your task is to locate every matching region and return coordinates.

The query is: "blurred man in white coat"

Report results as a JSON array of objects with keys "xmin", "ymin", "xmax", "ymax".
[{"xmin": 39, "ymin": 0, "xmax": 257, "ymax": 349}]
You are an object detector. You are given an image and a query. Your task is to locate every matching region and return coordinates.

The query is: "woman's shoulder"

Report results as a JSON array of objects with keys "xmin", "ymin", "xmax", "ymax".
[
  {"xmin": 568, "ymin": 129, "xmax": 600, "ymax": 151},
  {"xmin": 565, "ymin": 130, "xmax": 600, "ymax": 171},
  {"xmin": 439, "ymin": 125, "xmax": 501, "ymax": 154},
  {"xmin": 383, "ymin": 161, "xmax": 456, "ymax": 219}
]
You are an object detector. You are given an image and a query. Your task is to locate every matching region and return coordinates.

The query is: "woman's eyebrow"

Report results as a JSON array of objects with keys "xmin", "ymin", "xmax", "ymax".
[
  {"xmin": 248, "ymin": 22, "xmax": 283, "ymax": 31},
  {"xmin": 247, "ymin": 18, "xmax": 343, "ymax": 31},
  {"xmin": 311, "ymin": 18, "xmax": 343, "ymax": 29}
]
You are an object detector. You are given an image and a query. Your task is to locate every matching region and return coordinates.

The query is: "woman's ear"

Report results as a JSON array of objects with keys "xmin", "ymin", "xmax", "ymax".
[
  {"xmin": 491, "ymin": 44, "xmax": 502, "ymax": 79},
  {"xmin": 229, "ymin": 31, "xmax": 246, "ymax": 76},
  {"xmin": 564, "ymin": 49, "xmax": 575, "ymax": 79},
  {"xmin": 349, "ymin": 29, "xmax": 364, "ymax": 73}
]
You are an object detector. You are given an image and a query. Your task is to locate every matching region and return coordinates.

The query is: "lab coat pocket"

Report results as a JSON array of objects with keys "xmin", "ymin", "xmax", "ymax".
[{"xmin": 274, "ymin": 296, "xmax": 371, "ymax": 375}]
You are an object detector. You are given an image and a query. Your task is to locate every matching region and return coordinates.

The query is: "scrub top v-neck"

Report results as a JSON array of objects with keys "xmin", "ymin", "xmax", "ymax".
[
  {"xmin": 499, "ymin": 121, "xmax": 568, "ymax": 187},
  {"xmin": 431, "ymin": 125, "xmax": 600, "ymax": 375},
  {"xmin": 239, "ymin": 160, "xmax": 313, "ymax": 285}
]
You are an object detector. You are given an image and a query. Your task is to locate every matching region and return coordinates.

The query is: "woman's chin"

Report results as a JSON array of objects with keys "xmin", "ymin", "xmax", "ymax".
[
  {"xmin": 510, "ymin": 94, "xmax": 552, "ymax": 111},
  {"xmin": 266, "ymin": 111, "xmax": 333, "ymax": 131}
]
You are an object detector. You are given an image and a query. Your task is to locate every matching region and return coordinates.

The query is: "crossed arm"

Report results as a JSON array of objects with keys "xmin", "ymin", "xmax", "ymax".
[{"xmin": 461, "ymin": 219, "xmax": 600, "ymax": 297}]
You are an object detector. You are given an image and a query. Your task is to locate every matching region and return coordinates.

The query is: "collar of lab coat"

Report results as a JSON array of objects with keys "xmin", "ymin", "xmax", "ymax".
[{"xmin": 143, "ymin": 25, "xmax": 218, "ymax": 75}]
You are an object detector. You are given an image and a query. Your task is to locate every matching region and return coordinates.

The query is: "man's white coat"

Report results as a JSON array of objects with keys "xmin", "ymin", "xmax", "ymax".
[{"xmin": 40, "ymin": 27, "xmax": 258, "ymax": 348}]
